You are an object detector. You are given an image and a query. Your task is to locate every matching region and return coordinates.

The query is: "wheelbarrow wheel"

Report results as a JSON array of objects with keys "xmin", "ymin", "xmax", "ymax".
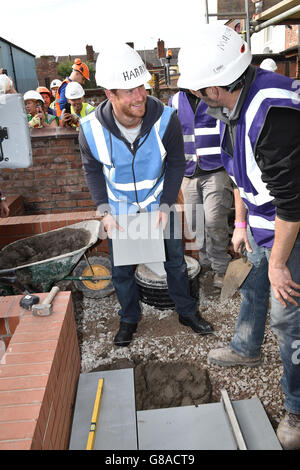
[{"xmin": 72, "ymin": 254, "xmax": 114, "ymax": 298}]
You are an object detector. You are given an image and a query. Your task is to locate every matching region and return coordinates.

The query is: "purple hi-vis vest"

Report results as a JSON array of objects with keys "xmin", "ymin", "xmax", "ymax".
[
  {"xmin": 169, "ymin": 92, "xmax": 222, "ymax": 176},
  {"xmin": 220, "ymin": 68, "xmax": 300, "ymax": 248}
]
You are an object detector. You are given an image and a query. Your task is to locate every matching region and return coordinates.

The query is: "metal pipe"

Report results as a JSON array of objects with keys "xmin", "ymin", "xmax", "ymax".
[
  {"xmin": 245, "ymin": 0, "xmax": 251, "ymax": 47},
  {"xmin": 205, "ymin": 0, "xmax": 209, "ymax": 23},
  {"xmin": 253, "ymin": 5, "xmax": 300, "ymax": 32},
  {"xmin": 9, "ymin": 44, "xmax": 18, "ymax": 92}
]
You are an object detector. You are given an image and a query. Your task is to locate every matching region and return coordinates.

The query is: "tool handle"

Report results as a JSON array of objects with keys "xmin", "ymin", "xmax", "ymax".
[{"xmin": 42, "ymin": 286, "xmax": 60, "ymax": 305}]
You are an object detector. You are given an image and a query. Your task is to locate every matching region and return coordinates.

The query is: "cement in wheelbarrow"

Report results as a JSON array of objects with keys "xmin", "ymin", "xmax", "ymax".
[{"xmin": 0, "ymin": 220, "xmax": 100, "ymax": 292}]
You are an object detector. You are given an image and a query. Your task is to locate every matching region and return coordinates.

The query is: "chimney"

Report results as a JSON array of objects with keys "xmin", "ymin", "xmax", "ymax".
[
  {"xmin": 157, "ymin": 39, "xmax": 165, "ymax": 59},
  {"xmin": 86, "ymin": 45, "xmax": 94, "ymax": 62}
]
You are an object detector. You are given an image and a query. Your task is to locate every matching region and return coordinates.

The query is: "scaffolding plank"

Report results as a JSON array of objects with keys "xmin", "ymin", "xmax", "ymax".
[{"xmin": 69, "ymin": 369, "xmax": 137, "ymax": 450}]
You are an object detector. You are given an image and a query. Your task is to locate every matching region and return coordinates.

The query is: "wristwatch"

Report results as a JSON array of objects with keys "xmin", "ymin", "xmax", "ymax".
[{"xmin": 0, "ymin": 197, "xmax": 6, "ymax": 201}]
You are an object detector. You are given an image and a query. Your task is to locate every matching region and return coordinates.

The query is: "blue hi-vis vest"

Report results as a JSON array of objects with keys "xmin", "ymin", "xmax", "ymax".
[
  {"xmin": 169, "ymin": 92, "xmax": 222, "ymax": 175},
  {"xmin": 220, "ymin": 68, "xmax": 300, "ymax": 248},
  {"xmin": 80, "ymin": 106, "xmax": 174, "ymax": 214}
]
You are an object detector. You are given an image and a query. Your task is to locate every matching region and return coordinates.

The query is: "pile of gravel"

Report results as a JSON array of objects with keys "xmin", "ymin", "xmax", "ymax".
[{"xmin": 73, "ymin": 268, "xmax": 285, "ymax": 429}]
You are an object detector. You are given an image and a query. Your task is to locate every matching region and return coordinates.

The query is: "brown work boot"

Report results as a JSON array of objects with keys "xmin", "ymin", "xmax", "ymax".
[
  {"xmin": 213, "ymin": 273, "xmax": 224, "ymax": 289},
  {"xmin": 207, "ymin": 346, "xmax": 261, "ymax": 367},
  {"xmin": 277, "ymin": 412, "xmax": 300, "ymax": 450}
]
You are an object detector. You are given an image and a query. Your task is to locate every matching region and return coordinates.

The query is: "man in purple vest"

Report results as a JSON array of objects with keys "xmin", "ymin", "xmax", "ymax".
[
  {"xmin": 178, "ymin": 24, "xmax": 300, "ymax": 450},
  {"xmin": 169, "ymin": 89, "xmax": 232, "ymax": 288}
]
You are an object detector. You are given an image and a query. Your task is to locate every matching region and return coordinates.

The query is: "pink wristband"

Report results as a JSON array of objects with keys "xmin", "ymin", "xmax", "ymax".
[{"xmin": 234, "ymin": 221, "xmax": 247, "ymax": 228}]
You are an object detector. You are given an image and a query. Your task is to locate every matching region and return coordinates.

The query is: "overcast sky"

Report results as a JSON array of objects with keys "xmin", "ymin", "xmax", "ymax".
[{"xmin": 2, "ymin": 0, "xmax": 218, "ymax": 57}]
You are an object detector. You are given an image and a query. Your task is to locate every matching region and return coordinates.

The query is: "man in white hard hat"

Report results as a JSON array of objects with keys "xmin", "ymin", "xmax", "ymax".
[
  {"xmin": 60, "ymin": 82, "xmax": 94, "ymax": 128},
  {"xmin": 79, "ymin": 43, "xmax": 213, "ymax": 347},
  {"xmin": 178, "ymin": 23, "xmax": 300, "ymax": 450},
  {"xmin": 24, "ymin": 90, "xmax": 57, "ymax": 128},
  {"xmin": 49, "ymin": 79, "xmax": 62, "ymax": 112},
  {"xmin": 260, "ymin": 58, "xmax": 278, "ymax": 72}
]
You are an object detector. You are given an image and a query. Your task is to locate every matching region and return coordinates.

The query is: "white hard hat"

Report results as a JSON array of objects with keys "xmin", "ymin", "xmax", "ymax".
[
  {"xmin": 0, "ymin": 74, "xmax": 12, "ymax": 93},
  {"xmin": 145, "ymin": 82, "xmax": 152, "ymax": 90},
  {"xmin": 65, "ymin": 81, "xmax": 85, "ymax": 99},
  {"xmin": 260, "ymin": 58, "xmax": 277, "ymax": 72},
  {"xmin": 23, "ymin": 90, "xmax": 44, "ymax": 103},
  {"xmin": 96, "ymin": 43, "xmax": 152, "ymax": 89},
  {"xmin": 177, "ymin": 24, "xmax": 252, "ymax": 90},
  {"xmin": 50, "ymin": 79, "xmax": 62, "ymax": 89}
]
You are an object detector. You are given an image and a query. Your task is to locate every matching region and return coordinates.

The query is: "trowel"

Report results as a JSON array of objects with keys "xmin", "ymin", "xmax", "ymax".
[{"xmin": 220, "ymin": 248, "xmax": 253, "ymax": 301}]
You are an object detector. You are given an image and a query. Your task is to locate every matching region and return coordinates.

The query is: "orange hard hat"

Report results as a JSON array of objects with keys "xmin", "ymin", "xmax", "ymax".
[
  {"xmin": 36, "ymin": 86, "xmax": 51, "ymax": 97},
  {"xmin": 72, "ymin": 58, "xmax": 90, "ymax": 80}
]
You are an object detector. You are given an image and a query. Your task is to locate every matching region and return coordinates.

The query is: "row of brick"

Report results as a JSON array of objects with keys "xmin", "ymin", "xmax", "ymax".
[
  {"xmin": 0, "ymin": 210, "xmax": 106, "ymax": 249},
  {"xmin": 0, "ymin": 128, "xmax": 96, "ymax": 214},
  {"xmin": 0, "ymin": 291, "xmax": 80, "ymax": 449}
]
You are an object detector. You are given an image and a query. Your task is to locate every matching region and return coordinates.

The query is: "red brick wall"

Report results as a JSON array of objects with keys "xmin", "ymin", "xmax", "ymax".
[
  {"xmin": 35, "ymin": 56, "xmax": 58, "ymax": 88},
  {"xmin": 0, "ymin": 211, "xmax": 109, "ymax": 254},
  {"xmin": 0, "ymin": 128, "xmax": 96, "ymax": 215},
  {"xmin": 0, "ymin": 291, "xmax": 80, "ymax": 450},
  {"xmin": 286, "ymin": 24, "xmax": 299, "ymax": 50}
]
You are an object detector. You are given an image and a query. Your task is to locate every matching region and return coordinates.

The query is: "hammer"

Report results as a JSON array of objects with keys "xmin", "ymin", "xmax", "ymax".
[{"xmin": 32, "ymin": 286, "xmax": 60, "ymax": 317}]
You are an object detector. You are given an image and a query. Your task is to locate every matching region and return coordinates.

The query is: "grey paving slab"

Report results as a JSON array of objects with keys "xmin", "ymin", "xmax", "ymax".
[
  {"xmin": 232, "ymin": 398, "xmax": 282, "ymax": 450},
  {"xmin": 137, "ymin": 403, "xmax": 238, "ymax": 450},
  {"xmin": 69, "ymin": 369, "xmax": 138, "ymax": 450},
  {"xmin": 111, "ymin": 212, "xmax": 165, "ymax": 266}
]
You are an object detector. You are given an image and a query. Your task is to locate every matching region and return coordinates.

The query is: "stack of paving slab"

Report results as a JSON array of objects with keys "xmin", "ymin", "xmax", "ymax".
[{"xmin": 69, "ymin": 368, "xmax": 282, "ymax": 450}]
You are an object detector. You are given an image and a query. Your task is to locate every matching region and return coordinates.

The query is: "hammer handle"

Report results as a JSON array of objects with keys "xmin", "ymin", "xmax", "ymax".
[{"xmin": 42, "ymin": 286, "xmax": 60, "ymax": 305}]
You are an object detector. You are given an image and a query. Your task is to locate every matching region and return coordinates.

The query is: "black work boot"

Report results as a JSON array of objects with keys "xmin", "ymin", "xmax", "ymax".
[
  {"xmin": 179, "ymin": 313, "xmax": 213, "ymax": 335},
  {"xmin": 114, "ymin": 322, "xmax": 137, "ymax": 347}
]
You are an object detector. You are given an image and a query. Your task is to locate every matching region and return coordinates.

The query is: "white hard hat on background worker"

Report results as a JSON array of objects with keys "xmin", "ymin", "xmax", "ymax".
[
  {"xmin": 23, "ymin": 90, "xmax": 44, "ymax": 103},
  {"xmin": 95, "ymin": 43, "xmax": 152, "ymax": 89},
  {"xmin": 177, "ymin": 23, "xmax": 252, "ymax": 90},
  {"xmin": 50, "ymin": 79, "xmax": 62, "ymax": 89},
  {"xmin": 260, "ymin": 58, "xmax": 277, "ymax": 72},
  {"xmin": 65, "ymin": 81, "xmax": 85, "ymax": 100}
]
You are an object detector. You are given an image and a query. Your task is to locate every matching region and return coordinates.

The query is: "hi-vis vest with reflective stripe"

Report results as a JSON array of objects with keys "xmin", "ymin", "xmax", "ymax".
[
  {"xmin": 71, "ymin": 102, "xmax": 95, "ymax": 118},
  {"xmin": 220, "ymin": 68, "xmax": 300, "ymax": 248},
  {"xmin": 169, "ymin": 92, "xmax": 222, "ymax": 175},
  {"xmin": 55, "ymin": 78, "xmax": 71, "ymax": 117},
  {"xmin": 80, "ymin": 106, "xmax": 174, "ymax": 214}
]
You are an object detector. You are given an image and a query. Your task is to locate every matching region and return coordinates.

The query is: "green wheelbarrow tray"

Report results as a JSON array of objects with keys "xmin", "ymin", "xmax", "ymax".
[{"xmin": 0, "ymin": 220, "xmax": 103, "ymax": 293}]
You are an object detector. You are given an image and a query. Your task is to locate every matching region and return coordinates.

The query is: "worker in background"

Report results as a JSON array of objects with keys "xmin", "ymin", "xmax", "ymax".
[
  {"xmin": 36, "ymin": 86, "xmax": 56, "ymax": 116},
  {"xmin": 178, "ymin": 23, "xmax": 300, "ymax": 450},
  {"xmin": 260, "ymin": 58, "xmax": 278, "ymax": 72},
  {"xmin": 49, "ymin": 79, "xmax": 62, "ymax": 112},
  {"xmin": 55, "ymin": 58, "xmax": 90, "ymax": 117},
  {"xmin": 169, "ymin": 89, "xmax": 232, "ymax": 288},
  {"xmin": 50, "ymin": 78, "xmax": 62, "ymax": 114},
  {"xmin": 145, "ymin": 82, "xmax": 152, "ymax": 95},
  {"xmin": 24, "ymin": 90, "xmax": 57, "ymax": 128},
  {"xmin": 60, "ymin": 82, "xmax": 94, "ymax": 129},
  {"xmin": 79, "ymin": 43, "xmax": 213, "ymax": 347}
]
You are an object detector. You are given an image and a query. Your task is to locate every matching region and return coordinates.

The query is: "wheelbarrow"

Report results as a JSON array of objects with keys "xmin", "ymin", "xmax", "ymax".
[{"xmin": 0, "ymin": 220, "xmax": 114, "ymax": 298}]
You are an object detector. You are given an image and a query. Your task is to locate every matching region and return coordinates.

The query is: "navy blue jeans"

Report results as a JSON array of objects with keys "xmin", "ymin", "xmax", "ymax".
[
  {"xmin": 107, "ymin": 211, "xmax": 197, "ymax": 325},
  {"xmin": 230, "ymin": 228, "xmax": 300, "ymax": 414}
]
